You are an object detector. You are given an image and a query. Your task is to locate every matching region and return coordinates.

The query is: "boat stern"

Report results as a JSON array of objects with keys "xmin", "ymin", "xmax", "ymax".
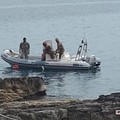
[{"xmin": 86, "ymin": 55, "xmax": 101, "ymax": 68}]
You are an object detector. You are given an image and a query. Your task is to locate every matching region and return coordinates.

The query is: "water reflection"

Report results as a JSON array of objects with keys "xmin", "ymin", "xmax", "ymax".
[
  {"xmin": 1, "ymin": 67, "xmax": 100, "ymax": 78},
  {"xmin": 0, "ymin": 67, "xmax": 101, "ymax": 99},
  {"xmin": 1, "ymin": 67, "xmax": 36, "ymax": 78},
  {"xmin": 42, "ymin": 69, "xmax": 101, "ymax": 99}
]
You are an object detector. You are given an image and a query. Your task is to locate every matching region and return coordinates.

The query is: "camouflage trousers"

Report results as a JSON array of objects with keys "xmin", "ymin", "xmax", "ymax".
[{"xmin": 19, "ymin": 49, "xmax": 29, "ymax": 59}]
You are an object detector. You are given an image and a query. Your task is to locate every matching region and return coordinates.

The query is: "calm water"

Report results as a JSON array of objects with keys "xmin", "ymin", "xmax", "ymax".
[{"xmin": 0, "ymin": 0, "xmax": 120, "ymax": 100}]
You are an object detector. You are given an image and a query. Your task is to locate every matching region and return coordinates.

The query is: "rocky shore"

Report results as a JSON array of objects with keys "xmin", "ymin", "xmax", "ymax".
[
  {"xmin": 0, "ymin": 77, "xmax": 120, "ymax": 120},
  {"xmin": 0, "ymin": 77, "xmax": 46, "ymax": 103}
]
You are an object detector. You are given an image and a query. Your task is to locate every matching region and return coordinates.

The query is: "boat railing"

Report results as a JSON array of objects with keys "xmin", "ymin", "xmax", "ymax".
[{"xmin": 75, "ymin": 38, "xmax": 87, "ymax": 61}]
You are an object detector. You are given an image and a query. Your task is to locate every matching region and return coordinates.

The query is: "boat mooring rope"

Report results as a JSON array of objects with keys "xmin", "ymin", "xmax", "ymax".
[{"xmin": 0, "ymin": 114, "xmax": 18, "ymax": 120}]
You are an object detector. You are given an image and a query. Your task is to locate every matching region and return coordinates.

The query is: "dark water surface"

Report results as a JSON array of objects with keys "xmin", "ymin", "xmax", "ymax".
[{"xmin": 0, "ymin": 0, "xmax": 120, "ymax": 100}]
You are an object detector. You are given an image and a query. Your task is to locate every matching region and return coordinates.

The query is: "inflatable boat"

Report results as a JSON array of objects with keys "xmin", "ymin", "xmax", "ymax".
[{"xmin": 1, "ymin": 39, "xmax": 101, "ymax": 70}]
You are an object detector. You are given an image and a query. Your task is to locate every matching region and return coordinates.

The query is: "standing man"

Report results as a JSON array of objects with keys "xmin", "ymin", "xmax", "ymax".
[
  {"xmin": 55, "ymin": 38, "xmax": 65, "ymax": 59},
  {"xmin": 19, "ymin": 37, "xmax": 30, "ymax": 59}
]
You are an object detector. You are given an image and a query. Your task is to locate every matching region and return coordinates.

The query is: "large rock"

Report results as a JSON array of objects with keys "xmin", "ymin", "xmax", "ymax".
[
  {"xmin": 0, "ymin": 77, "xmax": 46, "ymax": 102},
  {"xmin": 0, "ymin": 93, "xmax": 120, "ymax": 120}
]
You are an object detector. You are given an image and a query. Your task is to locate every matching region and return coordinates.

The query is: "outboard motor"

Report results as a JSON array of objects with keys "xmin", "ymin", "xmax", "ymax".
[{"xmin": 89, "ymin": 55, "xmax": 101, "ymax": 68}]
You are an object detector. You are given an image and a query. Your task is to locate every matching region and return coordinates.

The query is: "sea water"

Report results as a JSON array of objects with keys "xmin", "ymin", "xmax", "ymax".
[{"xmin": 0, "ymin": 0, "xmax": 120, "ymax": 100}]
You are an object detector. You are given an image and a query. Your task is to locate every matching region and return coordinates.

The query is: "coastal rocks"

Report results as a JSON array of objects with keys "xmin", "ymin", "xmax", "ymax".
[
  {"xmin": 18, "ymin": 108, "xmax": 68, "ymax": 120},
  {"xmin": 95, "ymin": 92, "xmax": 120, "ymax": 102},
  {"xmin": 0, "ymin": 77, "xmax": 120, "ymax": 120},
  {"xmin": 0, "ymin": 92, "xmax": 120, "ymax": 120},
  {"xmin": 0, "ymin": 77, "xmax": 46, "ymax": 102}
]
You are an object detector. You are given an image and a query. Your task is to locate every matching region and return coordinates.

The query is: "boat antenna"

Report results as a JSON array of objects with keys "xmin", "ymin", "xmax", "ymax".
[
  {"xmin": 82, "ymin": 12, "xmax": 86, "ymax": 40},
  {"xmin": 75, "ymin": 12, "xmax": 88, "ymax": 61},
  {"xmin": 81, "ymin": 12, "xmax": 87, "ymax": 57}
]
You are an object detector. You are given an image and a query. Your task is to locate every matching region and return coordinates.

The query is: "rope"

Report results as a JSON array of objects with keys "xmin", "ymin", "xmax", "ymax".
[{"xmin": 0, "ymin": 114, "xmax": 18, "ymax": 120}]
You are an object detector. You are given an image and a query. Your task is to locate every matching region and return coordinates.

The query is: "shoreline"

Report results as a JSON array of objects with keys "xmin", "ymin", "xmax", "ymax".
[{"xmin": 0, "ymin": 77, "xmax": 120, "ymax": 120}]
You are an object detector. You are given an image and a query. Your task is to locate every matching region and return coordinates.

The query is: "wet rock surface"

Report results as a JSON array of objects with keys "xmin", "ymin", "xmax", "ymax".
[
  {"xmin": 0, "ymin": 77, "xmax": 46, "ymax": 103},
  {"xmin": 0, "ymin": 77, "xmax": 120, "ymax": 120}
]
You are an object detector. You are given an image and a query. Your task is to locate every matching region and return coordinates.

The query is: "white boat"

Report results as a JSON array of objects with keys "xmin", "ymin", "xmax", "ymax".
[{"xmin": 1, "ymin": 39, "xmax": 101, "ymax": 70}]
